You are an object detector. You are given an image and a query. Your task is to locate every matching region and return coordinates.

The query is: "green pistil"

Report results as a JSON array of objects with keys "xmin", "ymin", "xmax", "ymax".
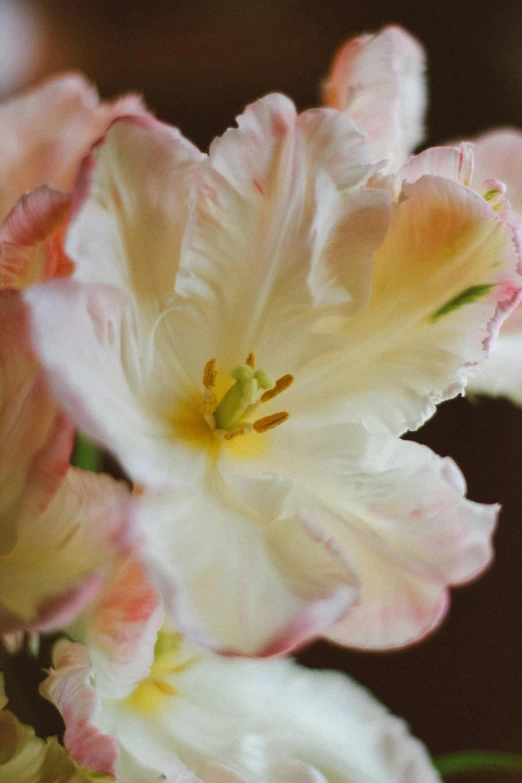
[{"xmin": 213, "ymin": 364, "xmax": 275, "ymax": 430}]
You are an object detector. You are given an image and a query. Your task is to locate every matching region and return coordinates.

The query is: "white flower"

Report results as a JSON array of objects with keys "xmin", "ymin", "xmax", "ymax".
[
  {"xmin": 26, "ymin": 94, "xmax": 520, "ymax": 654},
  {"xmin": 41, "ymin": 560, "xmax": 441, "ymax": 783}
]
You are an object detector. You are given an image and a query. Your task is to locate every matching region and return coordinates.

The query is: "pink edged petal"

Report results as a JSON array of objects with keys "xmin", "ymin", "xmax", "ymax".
[
  {"xmin": 398, "ymin": 143, "xmax": 474, "ymax": 188},
  {"xmin": 0, "ymin": 467, "xmax": 132, "ymax": 634},
  {"xmin": 66, "ymin": 113, "xmax": 204, "ymax": 330},
  {"xmin": 0, "ymin": 72, "xmax": 147, "ymax": 222},
  {"xmin": 133, "ymin": 478, "xmax": 358, "ymax": 656},
  {"xmin": 86, "ymin": 558, "xmax": 164, "ymax": 698},
  {"xmin": 172, "ymin": 94, "xmax": 380, "ymax": 384},
  {"xmin": 0, "ymin": 186, "xmax": 73, "ymax": 290},
  {"xmin": 25, "ymin": 278, "xmax": 188, "ymax": 488},
  {"xmin": 302, "ymin": 173, "xmax": 522, "ymax": 435},
  {"xmin": 0, "ymin": 291, "xmax": 66, "ymax": 546},
  {"xmin": 40, "ymin": 639, "xmax": 119, "ymax": 778},
  {"xmin": 223, "ymin": 422, "xmax": 495, "ymax": 650},
  {"xmin": 323, "ymin": 25, "xmax": 427, "ymax": 169},
  {"xmin": 323, "ymin": 435, "xmax": 496, "ymax": 649}
]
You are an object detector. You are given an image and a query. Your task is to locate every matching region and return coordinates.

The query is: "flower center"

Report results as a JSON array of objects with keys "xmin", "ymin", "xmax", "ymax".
[
  {"xmin": 200, "ymin": 353, "xmax": 293, "ymax": 440},
  {"xmin": 126, "ymin": 629, "xmax": 198, "ymax": 716}
]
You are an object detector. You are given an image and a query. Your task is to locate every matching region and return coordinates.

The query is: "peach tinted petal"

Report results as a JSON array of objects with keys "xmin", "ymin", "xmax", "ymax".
[
  {"xmin": 0, "ymin": 72, "xmax": 146, "ymax": 222},
  {"xmin": 0, "ymin": 186, "xmax": 73, "ymax": 289},
  {"xmin": 324, "ymin": 26, "xmax": 426, "ymax": 169},
  {"xmin": 41, "ymin": 640, "xmax": 119, "ymax": 778}
]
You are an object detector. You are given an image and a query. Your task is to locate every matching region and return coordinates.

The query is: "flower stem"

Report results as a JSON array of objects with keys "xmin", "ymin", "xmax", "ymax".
[
  {"xmin": 72, "ymin": 432, "xmax": 103, "ymax": 472},
  {"xmin": 435, "ymin": 750, "xmax": 522, "ymax": 776}
]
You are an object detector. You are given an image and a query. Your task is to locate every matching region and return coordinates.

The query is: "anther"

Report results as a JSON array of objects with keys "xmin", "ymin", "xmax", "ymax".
[
  {"xmin": 260, "ymin": 374, "xmax": 294, "ymax": 403},
  {"xmin": 151, "ymin": 677, "xmax": 178, "ymax": 696},
  {"xmin": 203, "ymin": 358, "xmax": 217, "ymax": 389},
  {"xmin": 253, "ymin": 412, "xmax": 289, "ymax": 433},
  {"xmin": 246, "ymin": 352, "xmax": 256, "ymax": 369},
  {"xmin": 224, "ymin": 427, "xmax": 246, "ymax": 441}
]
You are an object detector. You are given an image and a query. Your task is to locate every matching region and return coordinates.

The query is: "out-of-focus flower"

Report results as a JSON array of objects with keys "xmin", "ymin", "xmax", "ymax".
[
  {"xmin": 41, "ymin": 560, "xmax": 441, "ymax": 783},
  {"xmin": 323, "ymin": 25, "xmax": 426, "ymax": 172},
  {"xmin": 0, "ymin": 289, "xmax": 131, "ymax": 634},
  {"xmin": 26, "ymin": 93, "xmax": 520, "ymax": 654},
  {"xmin": 0, "ymin": 72, "xmax": 144, "ymax": 290},
  {"xmin": 0, "ymin": 673, "xmax": 94, "ymax": 782}
]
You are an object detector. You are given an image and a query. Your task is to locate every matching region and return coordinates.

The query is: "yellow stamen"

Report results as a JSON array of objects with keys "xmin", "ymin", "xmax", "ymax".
[
  {"xmin": 150, "ymin": 677, "xmax": 178, "ymax": 696},
  {"xmin": 224, "ymin": 427, "xmax": 246, "ymax": 440},
  {"xmin": 203, "ymin": 358, "xmax": 217, "ymax": 389},
  {"xmin": 260, "ymin": 374, "xmax": 294, "ymax": 403},
  {"xmin": 201, "ymin": 393, "xmax": 218, "ymax": 416},
  {"xmin": 246, "ymin": 352, "xmax": 256, "ymax": 369},
  {"xmin": 253, "ymin": 412, "xmax": 289, "ymax": 433}
]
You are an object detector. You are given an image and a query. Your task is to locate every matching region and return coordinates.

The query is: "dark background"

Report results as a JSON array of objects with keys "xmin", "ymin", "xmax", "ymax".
[{"xmin": 6, "ymin": 0, "xmax": 522, "ymax": 777}]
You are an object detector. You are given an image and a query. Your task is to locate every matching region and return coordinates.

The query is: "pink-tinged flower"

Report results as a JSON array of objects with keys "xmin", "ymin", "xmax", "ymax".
[
  {"xmin": 0, "ymin": 289, "xmax": 131, "ymax": 635},
  {"xmin": 41, "ymin": 561, "xmax": 440, "ymax": 783},
  {"xmin": 323, "ymin": 25, "xmax": 426, "ymax": 172},
  {"xmin": 0, "ymin": 72, "xmax": 145, "ymax": 290},
  {"xmin": 0, "ymin": 673, "xmax": 94, "ymax": 782},
  {"xmin": 26, "ymin": 94, "xmax": 520, "ymax": 655}
]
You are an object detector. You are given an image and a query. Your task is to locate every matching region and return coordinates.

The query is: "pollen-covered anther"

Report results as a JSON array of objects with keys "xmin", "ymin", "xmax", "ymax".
[
  {"xmin": 253, "ymin": 411, "xmax": 289, "ymax": 433},
  {"xmin": 203, "ymin": 358, "xmax": 217, "ymax": 389},
  {"xmin": 150, "ymin": 677, "xmax": 178, "ymax": 696},
  {"xmin": 261, "ymin": 374, "xmax": 294, "ymax": 403},
  {"xmin": 246, "ymin": 352, "xmax": 256, "ymax": 369},
  {"xmin": 224, "ymin": 427, "xmax": 247, "ymax": 441}
]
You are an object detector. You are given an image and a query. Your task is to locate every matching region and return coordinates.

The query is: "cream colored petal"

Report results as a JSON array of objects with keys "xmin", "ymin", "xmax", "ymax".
[
  {"xmin": 467, "ymin": 331, "xmax": 522, "ymax": 404},
  {"xmin": 303, "ymin": 174, "xmax": 522, "ymax": 435},
  {"xmin": 26, "ymin": 279, "xmax": 201, "ymax": 488},
  {"xmin": 105, "ymin": 649, "xmax": 439, "ymax": 783},
  {"xmin": 134, "ymin": 478, "xmax": 357, "ymax": 656},
  {"xmin": 472, "ymin": 128, "xmax": 522, "ymax": 215},
  {"xmin": 173, "ymin": 94, "xmax": 379, "ymax": 383},
  {"xmin": 0, "ymin": 467, "xmax": 131, "ymax": 633},
  {"xmin": 221, "ymin": 421, "xmax": 495, "ymax": 650},
  {"xmin": 67, "ymin": 114, "xmax": 204, "ymax": 336},
  {"xmin": 324, "ymin": 25, "xmax": 427, "ymax": 170}
]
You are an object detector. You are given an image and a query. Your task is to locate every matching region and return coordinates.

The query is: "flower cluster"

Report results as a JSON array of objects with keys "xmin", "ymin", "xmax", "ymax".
[{"xmin": 1, "ymin": 25, "xmax": 522, "ymax": 782}]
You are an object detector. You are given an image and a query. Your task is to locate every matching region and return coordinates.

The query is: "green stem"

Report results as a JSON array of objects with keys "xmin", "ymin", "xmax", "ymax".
[
  {"xmin": 435, "ymin": 751, "xmax": 522, "ymax": 776},
  {"xmin": 72, "ymin": 432, "xmax": 103, "ymax": 472}
]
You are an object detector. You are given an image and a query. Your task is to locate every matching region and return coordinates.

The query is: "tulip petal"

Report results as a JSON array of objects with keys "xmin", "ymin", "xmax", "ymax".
[
  {"xmin": 301, "ymin": 174, "xmax": 522, "ymax": 435},
  {"xmin": 324, "ymin": 26, "xmax": 426, "ymax": 169},
  {"xmin": 134, "ymin": 479, "xmax": 357, "ymax": 656}
]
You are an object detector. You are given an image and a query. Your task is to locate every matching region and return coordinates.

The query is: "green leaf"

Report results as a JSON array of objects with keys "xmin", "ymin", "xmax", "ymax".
[
  {"xmin": 435, "ymin": 750, "xmax": 522, "ymax": 776},
  {"xmin": 430, "ymin": 284, "xmax": 495, "ymax": 322},
  {"xmin": 72, "ymin": 433, "xmax": 103, "ymax": 473}
]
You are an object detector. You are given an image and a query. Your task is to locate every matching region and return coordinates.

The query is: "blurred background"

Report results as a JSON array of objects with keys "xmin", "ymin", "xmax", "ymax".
[{"xmin": 4, "ymin": 0, "xmax": 522, "ymax": 777}]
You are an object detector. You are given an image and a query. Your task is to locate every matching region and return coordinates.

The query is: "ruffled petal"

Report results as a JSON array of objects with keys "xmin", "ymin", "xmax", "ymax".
[
  {"xmin": 302, "ymin": 174, "xmax": 522, "ymax": 435},
  {"xmin": 40, "ymin": 640, "xmax": 120, "ymax": 778},
  {"xmin": 222, "ymin": 421, "xmax": 495, "ymax": 649},
  {"xmin": 467, "ymin": 330, "xmax": 522, "ymax": 404},
  {"xmin": 133, "ymin": 478, "xmax": 357, "ymax": 655},
  {"xmin": 0, "ymin": 467, "xmax": 131, "ymax": 633},
  {"xmin": 0, "ymin": 72, "xmax": 145, "ymax": 223},
  {"xmin": 323, "ymin": 26, "xmax": 426, "ymax": 170},
  {"xmin": 25, "ymin": 279, "xmax": 196, "ymax": 488},
  {"xmin": 66, "ymin": 114, "xmax": 203, "ymax": 334},
  {"xmin": 0, "ymin": 291, "xmax": 70, "ymax": 549},
  {"xmin": 86, "ymin": 558, "xmax": 163, "ymax": 699},
  {"xmin": 0, "ymin": 186, "xmax": 73, "ymax": 289},
  {"xmin": 172, "ymin": 93, "xmax": 381, "ymax": 384},
  {"xmin": 108, "ymin": 647, "xmax": 439, "ymax": 783}
]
